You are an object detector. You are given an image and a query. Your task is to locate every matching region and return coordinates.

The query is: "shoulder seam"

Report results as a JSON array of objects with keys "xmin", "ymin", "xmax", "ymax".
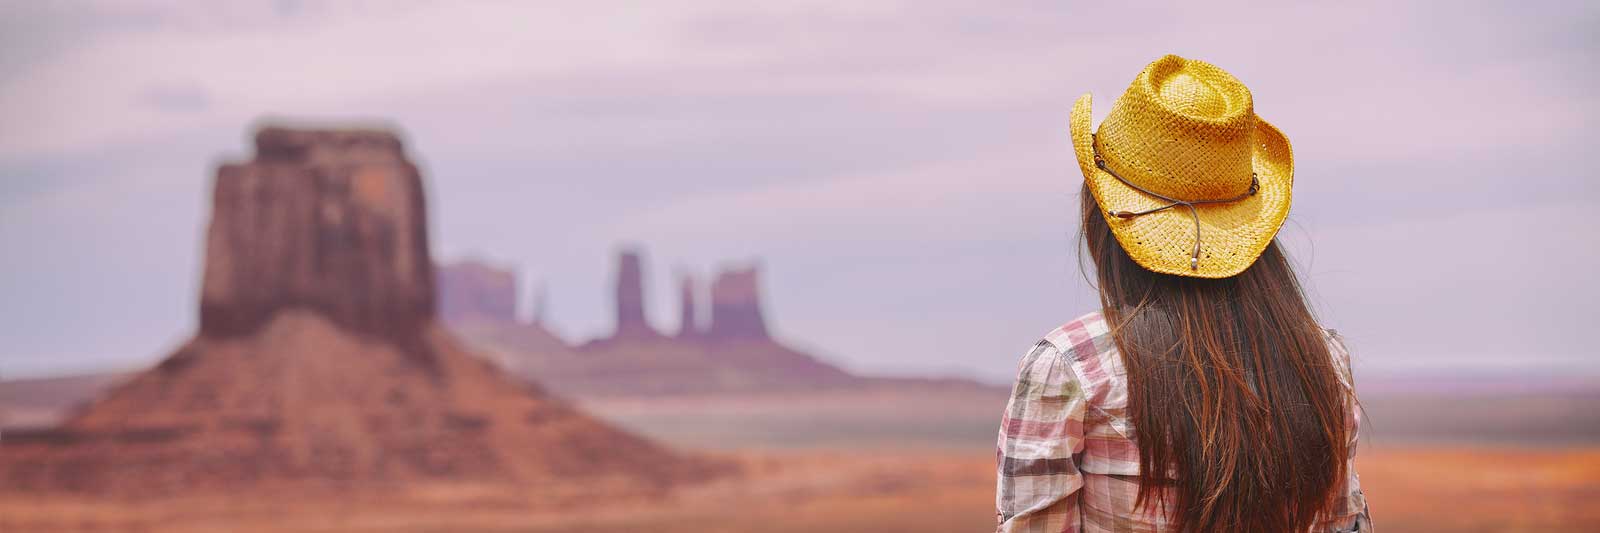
[
  {"xmin": 1018, "ymin": 338, "xmax": 1084, "ymax": 386},
  {"xmin": 1040, "ymin": 310, "xmax": 1106, "ymax": 355},
  {"xmin": 1039, "ymin": 310, "xmax": 1133, "ymax": 442}
]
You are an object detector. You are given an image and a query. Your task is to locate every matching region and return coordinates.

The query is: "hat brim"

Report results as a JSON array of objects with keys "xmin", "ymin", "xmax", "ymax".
[{"xmin": 1070, "ymin": 93, "xmax": 1293, "ymax": 278}]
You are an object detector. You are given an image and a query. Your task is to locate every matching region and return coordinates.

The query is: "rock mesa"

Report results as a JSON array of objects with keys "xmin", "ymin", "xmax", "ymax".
[
  {"xmin": 0, "ymin": 126, "xmax": 725, "ymax": 494},
  {"xmin": 706, "ymin": 266, "xmax": 770, "ymax": 341},
  {"xmin": 437, "ymin": 259, "xmax": 520, "ymax": 324}
]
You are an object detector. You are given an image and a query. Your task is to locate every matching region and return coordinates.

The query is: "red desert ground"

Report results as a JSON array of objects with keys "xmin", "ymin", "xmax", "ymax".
[{"xmin": 2, "ymin": 127, "xmax": 1597, "ymax": 532}]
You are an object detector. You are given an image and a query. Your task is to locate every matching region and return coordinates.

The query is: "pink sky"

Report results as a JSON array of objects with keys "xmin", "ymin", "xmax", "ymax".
[{"xmin": 1, "ymin": 1, "xmax": 1595, "ymax": 382}]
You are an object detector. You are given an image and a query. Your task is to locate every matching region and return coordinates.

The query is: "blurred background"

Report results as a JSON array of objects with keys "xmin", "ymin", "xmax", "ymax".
[{"xmin": 1, "ymin": 1, "xmax": 1596, "ymax": 532}]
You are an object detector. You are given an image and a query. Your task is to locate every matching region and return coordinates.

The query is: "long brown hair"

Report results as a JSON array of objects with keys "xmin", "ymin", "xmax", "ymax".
[{"xmin": 1080, "ymin": 184, "xmax": 1353, "ymax": 532}]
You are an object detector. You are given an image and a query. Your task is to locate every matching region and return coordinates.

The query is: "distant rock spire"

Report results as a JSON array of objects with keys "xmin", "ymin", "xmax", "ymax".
[
  {"xmin": 707, "ymin": 265, "xmax": 769, "ymax": 341},
  {"xmin": 612, "ymin": 248, "xmax": 659, "ymax": 338},
  {"xmin": 676, "ymin": 273, "xmax": 700, "ymax": 339},
  {"xmin": 530, "ymin": 281, "xmax": 547, "ymax": 325}
]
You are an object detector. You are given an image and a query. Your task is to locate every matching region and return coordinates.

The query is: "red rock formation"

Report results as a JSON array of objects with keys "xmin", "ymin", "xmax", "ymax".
[
  {"xmin": 676, "ymin": 274, "xmax": 700, "ymax": 339},
  {"xmin": 612, "ymin": 249, "xmax": 662, "ymax": 340},
  {"xmin": 707, "ymin": 265, "xmax": 770, "ymax": 341},
  {"xmin": 554, "ymin": 254, "xmax": 855, "ymax": 395},
  {"xmin": 530, "ymin": 281, "xmax": 548, "ymax": 325},
  {"xmin": 0, "ymin": 126, "xmax": 726, "ymax": 495},
  {"xmin": 437, "ymin": 260, "xmax": 519, "ymax": 324},
  {"xmin": 200, "ymin": 127, "xmax": 434, "ymax": 341}
]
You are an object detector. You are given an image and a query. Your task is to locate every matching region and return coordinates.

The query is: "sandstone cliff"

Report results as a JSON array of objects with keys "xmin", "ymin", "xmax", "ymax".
[
  {"xmin": 612, "ymin": 249, "xmax": 662, "ymax": 340},
  {"xmin": 432, "ymin": 260, "xmax": 586, "ymax": 393},
  {"xmin": 706, "ymin": 265, "xmax": 770, "ymax": 341},
  {"xmin": 199, "ymin": 128, "xmax": 434, "ymax": 341},
  {"xmin": 436, "ymin": 259, "xmax": 519, "ymax": 324}
]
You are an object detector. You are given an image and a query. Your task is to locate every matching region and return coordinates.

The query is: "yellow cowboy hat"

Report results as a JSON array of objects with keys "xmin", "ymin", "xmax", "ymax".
[{"xmin": 1071, "ymin": 54, "xmax": 1293, "ymax": 278}]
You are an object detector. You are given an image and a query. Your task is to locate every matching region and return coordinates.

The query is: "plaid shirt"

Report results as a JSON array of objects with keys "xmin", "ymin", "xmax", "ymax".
[{"xmin": 995, "ymin": 311, "xmax": 1372, "ymax": 532}]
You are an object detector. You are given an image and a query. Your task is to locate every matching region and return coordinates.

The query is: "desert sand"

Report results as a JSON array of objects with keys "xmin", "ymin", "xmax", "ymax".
[{"xmin": 3, "ymin": 445, "xmax": 1598, "ymax": 532}]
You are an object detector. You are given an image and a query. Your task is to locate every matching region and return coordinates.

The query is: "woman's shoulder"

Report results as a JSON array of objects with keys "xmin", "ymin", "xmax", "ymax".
[
  {"xmin": 1012, "ymin": 310, "xmax": 1124, "ymax": 398},
  {"xmin": 1038, "ymin": 310, "xmax": 1115, "ymax": 364}
]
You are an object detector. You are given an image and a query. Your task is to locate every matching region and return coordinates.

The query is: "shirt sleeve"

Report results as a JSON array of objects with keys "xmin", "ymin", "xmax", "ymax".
[
  {"xmin": 995, "ymin": 340, "xmax": 1088, "ymax": 532},
  {"xmin": 1317, "ymin": 330, "xmax": 1375, "ymax": 532}
]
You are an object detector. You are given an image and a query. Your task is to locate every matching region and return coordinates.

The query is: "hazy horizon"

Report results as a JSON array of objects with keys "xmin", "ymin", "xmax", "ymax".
[{"xmin": 3, "ymin": 1, "xmax": 1596, "ymax": 384}]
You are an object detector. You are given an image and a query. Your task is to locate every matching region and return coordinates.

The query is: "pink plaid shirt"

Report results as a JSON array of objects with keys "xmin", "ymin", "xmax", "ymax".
[{"xmin": 995, "ymin": 311, "xmax": 1372, "ymax": 532}]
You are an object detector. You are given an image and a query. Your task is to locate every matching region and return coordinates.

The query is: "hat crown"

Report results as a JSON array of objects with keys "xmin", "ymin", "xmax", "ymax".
[{"xmin": 1093, "ymin": 55, "xmax": 1258, "ymax": 201}]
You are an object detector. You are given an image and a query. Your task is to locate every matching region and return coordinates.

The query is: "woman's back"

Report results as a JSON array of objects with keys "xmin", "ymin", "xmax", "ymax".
[
  {"xmin": 1000, "ymin": 55, "xmax": 1375, "ymax": 532},
  {"xmin": 994, "ymin": 311, "xmax": 1372, "ymax": 532}
]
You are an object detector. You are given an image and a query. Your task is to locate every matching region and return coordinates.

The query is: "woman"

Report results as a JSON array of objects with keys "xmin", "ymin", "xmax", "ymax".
[{"xmin": 995, "ymin": 55, "xmax": 1372, "ymax": 532}]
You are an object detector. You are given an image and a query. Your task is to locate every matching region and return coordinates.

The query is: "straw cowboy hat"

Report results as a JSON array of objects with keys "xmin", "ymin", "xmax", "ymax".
[{"xmin": 1072, "ymin": 54, "xmax": 1293, "ymax": 278}]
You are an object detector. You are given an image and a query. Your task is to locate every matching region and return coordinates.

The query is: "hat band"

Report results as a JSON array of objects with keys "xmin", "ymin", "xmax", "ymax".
[{"xmin": 1091, "ymin": 135, "xmax": 1259, "ymax": 271}]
